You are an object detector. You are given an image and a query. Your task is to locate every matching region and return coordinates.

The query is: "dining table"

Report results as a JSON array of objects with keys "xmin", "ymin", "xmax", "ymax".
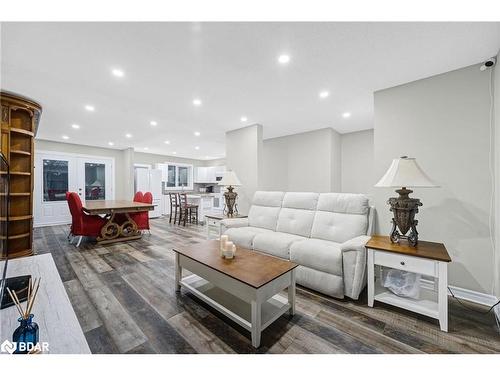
[{"xmin": 82, "ymin": 200, "xmax": 155, "ymax": 244}]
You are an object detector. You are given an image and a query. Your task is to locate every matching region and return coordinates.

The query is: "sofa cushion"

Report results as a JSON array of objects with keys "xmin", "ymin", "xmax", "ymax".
[
  {"xmin": 248, "ymin": 205, "xmax": 281, "ymax": 231},
  {"xmin": 311, "ymin": 211, "xmax": 368, "ymax": 243},
  {"xmin": 282, "ymin": 192, "xmax": 319, "ymax": 210},
  {"xmin": 276, "ymin": 208, "xmax": 316, "ymax": 237},
  {"xmin": 253, "ymin": 231, "xmax": 305, "ymax": 259},
  {"xmin": 252, "ymin": 191, "xmax": 284, "ymax": 207},
  {"xmin": 290, "ymin": 238, "xmax": 343, "ymax": 276},
  {"xmin": 225, "ymin": 227, "xmax": 272, "ymax": 249},
  {"xmin": 316, "ymin": 193, "xmax": 369, "ymax": 215},
  {"xmin": 247, "ymin": 191, "xmax": 284, "ymax": 231}
]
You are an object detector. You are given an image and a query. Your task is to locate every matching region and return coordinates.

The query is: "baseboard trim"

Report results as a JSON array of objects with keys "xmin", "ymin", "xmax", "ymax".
[{"xmin": 421, "ymin": 279, "xmax": 499, "ymax": 307}]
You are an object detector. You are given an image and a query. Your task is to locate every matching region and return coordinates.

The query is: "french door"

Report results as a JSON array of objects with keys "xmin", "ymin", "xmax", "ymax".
[{"xmin": 34, "ymin": 152, "xmax": 114, "ymax": 226}]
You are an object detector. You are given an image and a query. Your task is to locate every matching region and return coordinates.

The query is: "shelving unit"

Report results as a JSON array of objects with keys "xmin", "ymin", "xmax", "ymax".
[{"xmin": 1, "ymin": 91, "xmax": 41, "ymax": 259}]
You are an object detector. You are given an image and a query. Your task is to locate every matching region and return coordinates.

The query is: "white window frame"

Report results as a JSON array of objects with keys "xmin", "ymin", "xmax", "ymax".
[{"xmin": 164, "ymin": 162, "xmax": 194, "ymax": 190}]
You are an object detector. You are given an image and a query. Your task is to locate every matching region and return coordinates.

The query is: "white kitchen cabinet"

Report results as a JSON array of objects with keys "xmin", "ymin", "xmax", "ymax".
[{"xmin": 195, "ymin": 166, "xmax": 225, "ymax": 183}]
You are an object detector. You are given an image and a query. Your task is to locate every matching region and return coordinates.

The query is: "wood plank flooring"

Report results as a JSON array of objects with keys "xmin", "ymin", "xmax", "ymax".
[{"xmin": 33, "ymin": 217, "xmax": 500, "ymax": 354}]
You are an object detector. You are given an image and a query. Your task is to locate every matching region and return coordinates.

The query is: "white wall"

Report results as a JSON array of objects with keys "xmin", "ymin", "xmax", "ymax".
[
  {"xmin": 262, "ymin": 128, "xmax": 342, "ymax": 192},
  {"xmin": 374, "ymin": 63, "xmax": 495, "ymax": 294},
  {"xmin": 225, "ymin": 124, "xmax": 263, "ymax": 214},
  {"xmin": 341, "ymin": 129, "xmax": 374, "ymax": 195}
]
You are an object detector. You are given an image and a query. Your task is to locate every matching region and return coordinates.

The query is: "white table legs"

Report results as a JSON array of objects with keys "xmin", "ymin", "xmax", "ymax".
[
  {"xmin": 251, "ymin": 299, "xmax": 262, "ymax": 348},
  {"xmin": 438, "ymin": 262, "xmax": 448, "ymax": 332},
  {"xmin": 367, "ymin": 249, "xmax": 375, "ymax": 307},
  {"xmin": 288, "ymin": 269, "xmax": 296, "ymax": 315}
]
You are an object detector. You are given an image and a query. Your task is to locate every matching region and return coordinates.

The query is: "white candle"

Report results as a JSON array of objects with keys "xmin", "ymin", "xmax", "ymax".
[
  {"xmin": 232, "ymin": 244, "xmax": 236, "ymax": 257},
  {"xmin": 225, "ymin": 241, "xmax": 233, "ymax": 252},
  {"xmin": 220, "ymin": 235, "xmax": 228, "ymax": 256}
]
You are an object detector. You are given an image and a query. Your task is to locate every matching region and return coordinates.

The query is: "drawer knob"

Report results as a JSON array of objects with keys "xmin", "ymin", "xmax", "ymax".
[{"xmin": 400, "ymin": 261, "xmax": 405, "ymax": 266}]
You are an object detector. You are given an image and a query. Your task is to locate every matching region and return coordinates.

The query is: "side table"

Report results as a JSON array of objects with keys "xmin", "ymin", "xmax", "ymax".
[
  {"xmin": 365, "ymin": 235, "xmax": 452, "ymax": 332},
  {"xmin": 204, "ymin": 213, "xmax": 248, "ymax": 239}
]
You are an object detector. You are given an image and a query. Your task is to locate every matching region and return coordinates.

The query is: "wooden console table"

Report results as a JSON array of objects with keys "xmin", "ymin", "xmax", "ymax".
[{"xmin": 365, "ymin": 235, "xmax": 451, "ymax": 332}]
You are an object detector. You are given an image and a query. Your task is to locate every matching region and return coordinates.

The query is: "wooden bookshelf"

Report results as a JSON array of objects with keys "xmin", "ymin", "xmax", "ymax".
[{"xmin": 1, "ymin": 91, "xmax": 41, "ymax": 259}]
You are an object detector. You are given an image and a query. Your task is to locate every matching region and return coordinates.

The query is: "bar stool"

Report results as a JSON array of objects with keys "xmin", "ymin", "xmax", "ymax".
[
  {"xmin": 178, "ymin": 193, "xmax": 199, "ymax": 226},
  {"xmin": 168, "ymin": 192, "xmax": 180, "ymax": 224}
]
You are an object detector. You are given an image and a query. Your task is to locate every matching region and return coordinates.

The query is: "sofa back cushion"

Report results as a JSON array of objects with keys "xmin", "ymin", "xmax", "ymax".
[
  {"xmin": 276, "ymin": 192, "xmax": 319, "ymax": 237},
  {"xmin": 311, "ymin": 193, "xmax": 369, "ymax": 243},
  {"xmin": 248, "ymin": 191, "xmax": 284, "ymax": 230}
]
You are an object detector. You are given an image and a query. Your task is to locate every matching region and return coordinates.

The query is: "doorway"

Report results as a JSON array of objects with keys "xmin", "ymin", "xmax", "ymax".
[{"xmin": 34, "ymin": 151, "xmax": 114, "ymax": 226}]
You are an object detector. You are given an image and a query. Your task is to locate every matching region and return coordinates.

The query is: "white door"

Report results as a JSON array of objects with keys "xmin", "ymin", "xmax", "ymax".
[
  {"xmin": 35, "ymin": 153, "xmax": 77, "ymax": 226},
  {"xmin": 34, "ymin": 152, "xmax": 114, "ymax": 226}
]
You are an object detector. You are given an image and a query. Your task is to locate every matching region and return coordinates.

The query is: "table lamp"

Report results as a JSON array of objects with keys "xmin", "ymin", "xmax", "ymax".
[
  {"xmin": 375, "ymin": 156, "xmax": 438, "ymax": 246},
  {"xmin": 218, "ymin": 170, "xmax": 242, "ymax": 216}
]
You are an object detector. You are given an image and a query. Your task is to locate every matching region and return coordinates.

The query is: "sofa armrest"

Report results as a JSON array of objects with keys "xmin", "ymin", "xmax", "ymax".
[
  {"xmin": 340, "ymin": 235, "xmax": 370, "ymax": 300},
  {"xmin": 340, "ymin": 235, "xmax": 371, "ymax": 253},
  {"xmin": 220, "ymin": 218, "xmax": 249, "ymax": 232}
]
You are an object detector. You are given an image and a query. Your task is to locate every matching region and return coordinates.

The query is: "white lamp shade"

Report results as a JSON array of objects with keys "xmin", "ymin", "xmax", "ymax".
[
  {"xmin": 218, "ymin": 170, "xmax": 242, "ymax": 186},
  {"xmin": 375, "ymin": 157, "xmax": 438, "ymax": 188}
]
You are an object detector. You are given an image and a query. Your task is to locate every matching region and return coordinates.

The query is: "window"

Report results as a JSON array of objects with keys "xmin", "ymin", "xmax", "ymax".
[
  {"xmin": 42, "ymin": 159, "xmax": 68, "ymax": 201},
  {"xmin": 165, "ymin": 163, "xmax": 193, "ymax": 190}
]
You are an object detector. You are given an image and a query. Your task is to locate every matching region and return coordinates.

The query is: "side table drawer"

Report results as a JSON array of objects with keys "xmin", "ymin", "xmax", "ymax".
[
  {"xmin": 373, "ymin": 250, "xmax": 437, "ymax": 277},
  {"xmin": 207, "ymin": 218, "xmax": 220, "ymax": 227}
]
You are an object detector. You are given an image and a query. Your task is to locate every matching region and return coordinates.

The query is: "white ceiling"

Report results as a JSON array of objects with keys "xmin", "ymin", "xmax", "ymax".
[{"xmin": 1, "ymin": 22, "xmax": 499, "ymax": 159}]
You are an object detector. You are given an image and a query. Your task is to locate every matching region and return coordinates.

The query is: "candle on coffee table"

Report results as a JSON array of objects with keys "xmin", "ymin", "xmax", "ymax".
[{"xmin": 220, "ymin": 235, "xmax": 229, "ymax": 256}]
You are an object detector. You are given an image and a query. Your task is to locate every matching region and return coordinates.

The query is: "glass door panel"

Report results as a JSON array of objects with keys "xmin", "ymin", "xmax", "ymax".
[
  {"xmin": 84, "ymin": 162, "xmax": 106, "ymax": 200},
  {"xmin": 42, "ymin": 159, "xmax": 69, "ymax": 201}
]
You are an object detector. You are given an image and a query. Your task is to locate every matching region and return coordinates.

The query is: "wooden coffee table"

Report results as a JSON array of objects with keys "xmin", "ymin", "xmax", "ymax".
[{"xmin": 173, "ymin": 240, "xmax": 298, "ymax": 348}]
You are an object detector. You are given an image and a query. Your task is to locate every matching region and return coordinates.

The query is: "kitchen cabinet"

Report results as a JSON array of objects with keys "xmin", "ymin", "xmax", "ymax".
[{"xmin": 194, "ymin": 166, "xmax": 226, "ymax": 183}]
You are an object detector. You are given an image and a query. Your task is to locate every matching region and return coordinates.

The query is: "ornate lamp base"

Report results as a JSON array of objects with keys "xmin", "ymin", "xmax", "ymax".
[
  {"xmin": 387, "ymin": 187, "xmax": 422, "ymax": 247},
  {"xmin": 223, "ymin": 185, "xmax": 239, "ymax": 217}
]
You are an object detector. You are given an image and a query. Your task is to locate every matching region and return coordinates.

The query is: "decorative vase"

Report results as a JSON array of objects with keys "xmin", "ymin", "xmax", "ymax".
[{"xmin": 13, "ymin": 314, "xmax": 39, "ymax": 354}]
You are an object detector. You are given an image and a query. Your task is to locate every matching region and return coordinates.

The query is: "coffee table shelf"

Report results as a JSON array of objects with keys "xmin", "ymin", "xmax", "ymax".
[{"xmin": 181, "ymin": 274, "xmax": 291, "ymax": 331}]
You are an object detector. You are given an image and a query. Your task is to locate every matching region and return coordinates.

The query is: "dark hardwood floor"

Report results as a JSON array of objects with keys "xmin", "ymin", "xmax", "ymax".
[{"xmin": 33, "ymin": 217, "xmax": 500, "ymax": 354}]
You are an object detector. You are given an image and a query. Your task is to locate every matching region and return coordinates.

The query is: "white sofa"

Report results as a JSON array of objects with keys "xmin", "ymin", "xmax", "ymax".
[{"xmin": 221, "ymin": 191, "xmax": 374, "ymax": 300}]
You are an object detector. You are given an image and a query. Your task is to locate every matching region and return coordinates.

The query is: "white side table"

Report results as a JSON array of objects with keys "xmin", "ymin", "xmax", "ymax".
[
  {"xmin": 204, "ymin": 213, "xmax": 248, "ymax": 239},
  {"xmin": 365, "ymin": 235, "xmax": 451, "ymax": 332}
]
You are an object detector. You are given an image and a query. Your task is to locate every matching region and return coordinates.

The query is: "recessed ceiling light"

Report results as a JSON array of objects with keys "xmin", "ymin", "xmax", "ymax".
[
  {"xmin": 150, "ymin": 121, "xmax": 157, "ymax": 126},
  {"xmin": 62, "ymin": 135, "xmax": 69, "ymax": 140},
  {"xmin": 164, "ymin": 140, "xmax": 170, "ymax": 145},
  {"xmin": 278, "ymin": 54, "xmax": 290, "ymax": 64},
  {"xmin": 319, "ymin": 91, "xmax": 330, "ymax": 99},
  {"xmin": 144, "ymin": 147, "xmax": 149, "ymax": 151},
  {"xmin": 172, "ymin": 151, "xmax": 177, "ymax": 155},
  {"xmin": 342, "ymin": 112, "xmax": 351, "ymax": 118},
  {"xmin": 240, "ymin": 116, "xmax": 248, "ymax": 122},
  {"xmin": 192, "ymin": 99, "xmax": 202, "ymax": 106},
  {"xmin": 111, "ymin": 68, "xmax": 124, "ymax": 78},
  {"xmin": 195, "ymin": 146, "xmax": 200, "ymax": 150},
  {"xmin": 84, "ymin": 105, "xmax": 95, "ymax": 112},
  {"xmin": 108, "ymin": 142, "xmax": 115, "ymax": 146},
  {"xmin": 125, "ymin": 133, "xmax": 132, "ymax": 138},
  {"xmin": 194, "ymin": 131, "xmax": 201, "ymax": 136},
  {"xmin": 71, "ymin": 124, "xmax": 80, "ymax": 129}
]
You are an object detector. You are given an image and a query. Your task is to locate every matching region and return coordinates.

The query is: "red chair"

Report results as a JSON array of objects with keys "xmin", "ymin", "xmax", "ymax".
[
  {"xmin": 130, "ymin": 192, "xmax": 152, "ymax": 232},
  {"xmin": 67, "ymin": 192, "xmax": 106, "ymax": 247}
]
